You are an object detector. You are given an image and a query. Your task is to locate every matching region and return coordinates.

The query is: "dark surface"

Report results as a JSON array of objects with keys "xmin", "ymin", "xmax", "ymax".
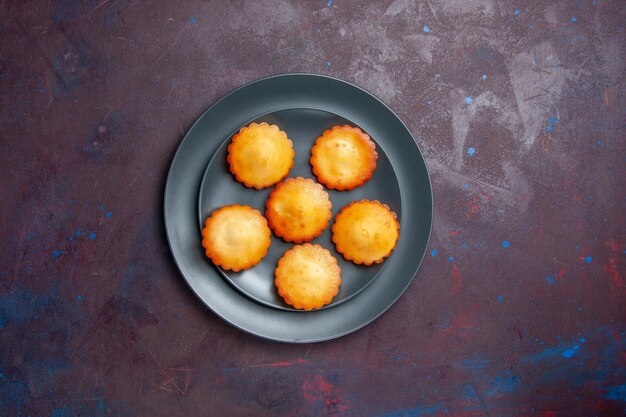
[
  {"xmin": 197, "ymin": 105, "xmax": 407, "ymax": 313},
  {"xmin": 1, "ymin": 0, "xmax": 624, "ymax": 415}
]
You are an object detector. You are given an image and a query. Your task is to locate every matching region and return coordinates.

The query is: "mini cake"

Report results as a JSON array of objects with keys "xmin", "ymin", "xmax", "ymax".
[
  {"xmin": 332, "ymin": 200, "xmax": 399, "ymax": 265},
  {"xmin": 310, "ymin": 125, "xmax": 378, "ymax": 190},
  {"xmin": 265, "ymin": 177, "xmax": 332, "ymax": 243},
  {"xmin": 274, "ymin": 244, "xmax": 342, "ymax": 310},
  {"xmin": 227, "ymin": 122, "xmax": 295, "ymax": 189},
  {"xmin": 201, "ymin": 205, "xmax": 271, "ymax": 271}
]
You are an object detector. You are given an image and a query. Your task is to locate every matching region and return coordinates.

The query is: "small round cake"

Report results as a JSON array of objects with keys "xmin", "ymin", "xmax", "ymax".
[
  {"xmin": 310, "ymin": 125, "xmax": 378, "ymax": 190},
  {"xmin": 274, "ymin": 244, "xmax": 342, "ymax": 310},
  {"xmin": 265, "ymin": 177, "xmax": 332, "ymax": 243},
  {"xmin": 332, "ymin": 200, "xmax": 399, "ymax": 265},
  {"xmin": 227, "ymin": 122, "xmax": 295, "ymax": 189},
  {"xmin": 201, "ymin": 205, "xmax": 271, "ymax": 271}
]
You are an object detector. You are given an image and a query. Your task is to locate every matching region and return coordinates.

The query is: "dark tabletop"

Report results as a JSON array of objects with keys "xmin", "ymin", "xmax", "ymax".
[{"xmin": 1, "ymin": 1, "xmax": 625, "ymax": 416}]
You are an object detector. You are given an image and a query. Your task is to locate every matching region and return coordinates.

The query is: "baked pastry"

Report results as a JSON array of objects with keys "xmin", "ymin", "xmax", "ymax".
[
  {"xmin": 332, "ymin": 200, "xmax": 399, "ymax": 265},
  {"xmin": 201, "ymin": 205, "xmax": 271, "ymax": 271},
  {"xmin": 310, "ymin": 125, "xmax": 378, "ymax": 190},
  {"xmin": 227, "ymin": 122, "xmax": 295, "ymax": 189},
  {"xmin": 265, "ymin": 177, "xmax": 332, "ymax": 243},
  {"xmin": 274, "ymin": 244, "xmax": 342, "ymax": 310}
]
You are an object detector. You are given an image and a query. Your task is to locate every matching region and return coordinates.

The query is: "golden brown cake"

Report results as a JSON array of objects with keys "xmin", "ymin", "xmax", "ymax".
[
  {"xmin": 332, "ymin": 200, "xmax": 399, "ymax": 265},
  {"xmin": 274, "ymin": 244, "xmax": 342, "ymax": 310},
  {"xmin": 201, "ymin": 205, "xmax": 271, "ymax": 271},
  {"xmin": 310, "ymin": 125, "xmax": 378, "ymax": 190},
  {"xmin": 227, "ymin": 122, "xmax": 295, "ymax": 189},
  {"xmin": 265, "ymin": 177, "xmax": 332, "ymax": 243}
]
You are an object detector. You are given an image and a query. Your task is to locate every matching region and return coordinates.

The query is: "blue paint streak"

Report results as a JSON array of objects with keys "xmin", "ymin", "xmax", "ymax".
[
  {"xmin": 459, "ymin": 357, "xmax": 489, "ymax": 369},
  {"xmin": 431, "ymin": 249, "xmax": 438, "ymax": 257},
  {"xmin": 188, "ymin": 17, "xmax": 197, "ymax": 24},
  {"xmin": 545, "ymin": 275, "xmax": 555, "ymax": 284},
  {"xmin": 571, "ymin": 16, "xmax": 577, "ymax": 22},
  {"xmin": 514, "ymin": 9, "xmax": 521, "ymax": 15},
  {"xmin": 462, "ymin": 385, "xmax": 479, "ymax": 400},
  {"xmin": 498, "ymin": 295, "xmax": 503, "ymax": 302},
  {"xmin": 464, "ymin": 96, "xmax": 473, "ymax": 104},
  {"xmin": 585, "ymin": 256, "xmax": 592, "ymax": 263},
  {"xmin": 484, "ymin": 371, "xmax": 520, "ymax": 396},
  {"xmin": 502, "ymin": 240, "xmax": 510, "ymax": 248},
  {"xmin": 52, "ymin": 407, "xmax": 72, "ymax": 417},
  {"xmin": 89, "ymin": 232, "xmax": 97, "ymax": 240},
  {"xmin": 423, "ymin": 25, "xmax": 430, "ymax": 33},
  {"xmin": 105, "ymin": 211, "xmax": 113, "ymax": 218},
  {"xmin": 379, "ymin": 405, "xmax": 442, "ymax": 417},
  {"xmin": 53, "ymin": 250, "xmax": 61, "ymax": 258},
  {"xmin": 448, "ymin": 256, "xmax": 454, "ymax": 262},
  {"xmin": 482, "ymin": 74, "xmax": 487, "ymax": 80},
  {"xmin": 467, "ymin": 147, "xmax": 476, "ymax": 156},
  {"xmin": 580, "ymin": 338, "xmax": 586, "ymax": 343},
  {"xmin": 604, "ymin": 384, "xmax": 626, "ymax": 401},
  {"xmin": 546, "ymin": 115, "xmax": 559, "ymax": 133}
]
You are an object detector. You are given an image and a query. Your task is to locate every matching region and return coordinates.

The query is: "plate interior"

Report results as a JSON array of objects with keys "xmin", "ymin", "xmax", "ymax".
[{"xmin": 198, "ymin": 108, "xmax": 402, "ymax": 311}]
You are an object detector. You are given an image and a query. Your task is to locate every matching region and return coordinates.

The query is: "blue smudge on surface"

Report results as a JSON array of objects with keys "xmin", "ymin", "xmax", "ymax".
[
  {"xmin": 502, "ymin": 240, "xmax": 510, "ymax": 248},
  {"xmin": 546, "ymin": 275, "xmax": 555, "ymax": 284},
  {"xmin": 571, "ymin": 16, "xmax": 577, "ymax": 22},
  {"xmin": 484, "ymin": 371, "xmax": 520, "ymax": 396},
  {"xmin": 514, "ymin": 9, "xmax": 521, "ymax": 15},
  {"xmin": 467, "ymin": 147, "xmax": 476, "ymax": 156},
  {"xmin": 379, "ymin": 405, "xmax": 442, "ymax": 417},
  {"xmin": 459, "ymin": 356, "xmax": 489, "ymax": 369},
  {"xmin": 327, "ymin": 0, "xmax": 333, "ymax": 7},
  {"xmin": 53, "ymin": 250, "xmax": 62, "ymax": 258},
  {"xmin": 464, "ymin": 96, "xmax": 473, "ymax": 104},
  {"xmin": 325, "ymin": 61, "xmax": 332, "ymax": 67},
  {"xmin": 604, "ymin": 384, "xmax": 626, "ymax": 401},
  {"xmin": 52, "ymin": 407, "xmax": 72, "ymax": 417},
  {"xmin": 105, "ymin": 211, "xmax": 113, "ymax": 218},
  {"xmin": 188, "ymin": 17, "xmax": 197, "ymax": 24},
  {"xmin": 89, "ymin": 232, "xmax": 97, "ymax": 240},
  {"xmin": 448, "ymin": 256, "xmax": 454, "ymax": 262},
  {"xmin": 431, "ymin": 249, "xmax": 437, "ymax": 257},
  {"xmin": 423, "ymin": 25, "xmax": 430, "ymax": 33},
  {"xmin": 462, "ymin": 385, "xmax": 479, "ymax": 400},
  {"xmin": 482, "ymin": 74, "xmax": 487, "ymax": 80},
  {"xmin": 585, "ymin": 256, "xmax": 592, "ymax": 263},
  {"xmin": 546, "ymin": 115, "xmax": 559, "ymax": 133},
  {"xmin": 562, "ymin": 349, "xmax": 575, "ymax": 358},
  {"xmin": 498, "ymin": 295, "xmax": 503, "ymax": 302}
]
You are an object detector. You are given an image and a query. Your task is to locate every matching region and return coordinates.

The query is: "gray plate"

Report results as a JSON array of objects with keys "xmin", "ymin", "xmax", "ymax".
[
  {"xmin": 198, "ymin": 109, "xmax": 401, "ymax": 311},
  {"xmin": 164, "ymin": 74, "xmax": 432, "ymax": 342}
]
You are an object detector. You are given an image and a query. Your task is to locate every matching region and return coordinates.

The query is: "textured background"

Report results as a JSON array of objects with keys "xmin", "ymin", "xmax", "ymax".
[{"xmin": 1, "ymin": 0, "xmax": 625, "ymax": 416}]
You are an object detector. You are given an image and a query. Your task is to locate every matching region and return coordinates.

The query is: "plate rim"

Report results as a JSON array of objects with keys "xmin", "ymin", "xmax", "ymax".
[{"xmin": 164, "ymin": 73, "xmax": 434, "ymax": 343}]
